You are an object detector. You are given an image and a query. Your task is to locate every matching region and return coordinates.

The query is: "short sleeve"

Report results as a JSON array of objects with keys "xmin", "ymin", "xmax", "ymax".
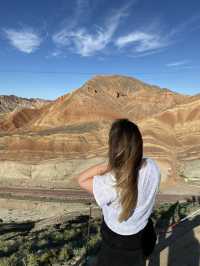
[
  {"xmin": 143, "ymin": 159, "xmax": 161, "ymax": 202},
  {"xmin": 93, "ymin": 173, "xmax": 116, "ymax": 208}
]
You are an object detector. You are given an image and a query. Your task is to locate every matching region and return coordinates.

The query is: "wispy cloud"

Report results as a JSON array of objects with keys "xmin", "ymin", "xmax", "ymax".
[
  {"xmin": 168, "ymin": 15, "xmax": 200, "ymax": 37},
  {"xmin": 3, "ymin": 27, "xmax": 42, "ymax": 54},
  {"xmin": 45, "ymin": 49, "xmax": 69, "ymax": 59},
  {"xmin": 166, "ymin": 60, "xmax": 190, "ymax": 67},
  {"xmin": 59, "ymin": 0, "xmax": 90, "ymax": 32},
  {"xmin": 52, "ymin": 6, "xmax": 129, "ymax": 57},
  {"xmin": 166, "ymin": 60, "xmax": 194, "ymax": 70},
  {"xmin": 114, "ymin": 18, "xmax": 171, "ymax": 56},
  {"xmin": 115, "ymin": 31, "xmax": 169, "ymax": 52},
  {"xmin": 51, "ymin": 2, "xmax": 200, "ymax": 58},
  {"xmin": 115, "ymin": 15, "xmax": 200, "ymax": 57}
]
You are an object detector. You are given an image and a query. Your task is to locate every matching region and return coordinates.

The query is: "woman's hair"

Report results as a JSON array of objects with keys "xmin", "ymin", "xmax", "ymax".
[{"xmin": 107, "ymin": 118, "xmax": 144, "ymax": 223}]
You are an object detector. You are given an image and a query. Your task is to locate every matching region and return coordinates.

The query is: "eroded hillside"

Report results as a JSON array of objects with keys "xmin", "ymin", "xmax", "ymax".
[{"xmin": 0, "ymin": 75, "xmax": 199, "ymax": 188}]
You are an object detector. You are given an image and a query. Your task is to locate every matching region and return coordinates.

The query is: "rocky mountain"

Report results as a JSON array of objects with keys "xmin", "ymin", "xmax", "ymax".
[
  {"xmin": 0, "ymin": 95, "xmax": 52, "ymax": 132},
  {"xmin": 15, "ymin": 75, "xmax": 194, "ymax": 130},
  {"xmin": 0, "ymin": 95, "xmax": 52, "ymax": 113},
  {"xmin": 0, "ymin": 75, "xmax": 199, "ymax": 189}
]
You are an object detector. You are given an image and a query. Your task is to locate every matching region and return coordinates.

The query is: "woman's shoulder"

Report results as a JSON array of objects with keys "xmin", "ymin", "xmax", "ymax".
[
  {"xmin": 97, "ymin": 171, "xmax": 116, "ymax": 186},
  {"xmin": 146, "ymin": 157, "xmax": 160, "ymax": 173},
  {"xmin": 143, "ymin": 156, "xmax": 159, "ymax": 169},
  {"xmin": 105, "ymin": 171, "xmax": 116, "ymax": 185},
  {"xmin": 143, "ymin": 157, "xmax": 161, "ymax": 184}
]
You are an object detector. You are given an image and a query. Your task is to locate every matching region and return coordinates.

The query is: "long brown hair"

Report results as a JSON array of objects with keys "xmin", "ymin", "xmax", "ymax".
[{"xmin": 107, "ymin": 118, "xmax": 144, "ymax": 223}]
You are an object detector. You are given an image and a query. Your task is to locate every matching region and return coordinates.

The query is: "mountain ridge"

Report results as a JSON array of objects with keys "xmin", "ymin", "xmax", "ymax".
[{"xmin": 0, "ymin": 94, "xmax": 52, "ymax": 113}]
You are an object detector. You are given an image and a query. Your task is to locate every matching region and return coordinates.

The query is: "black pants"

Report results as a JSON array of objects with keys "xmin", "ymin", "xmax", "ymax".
[{"xmin": 94, "ymin": 217, "xmax": 157, "ymax": 266}]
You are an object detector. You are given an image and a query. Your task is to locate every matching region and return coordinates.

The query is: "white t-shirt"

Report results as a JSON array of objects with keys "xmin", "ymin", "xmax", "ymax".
[{"xmin": 93, "ymin": 157, "xmax": 161, "ymax": 235}]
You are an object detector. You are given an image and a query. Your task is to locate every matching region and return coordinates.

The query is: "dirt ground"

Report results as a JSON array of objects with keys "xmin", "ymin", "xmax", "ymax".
[
  {"xmin": 160, "ymin": 179, "xmax": 200, "ymax": 195},
  {"xmin": 0, "ymin": 198, "xmax": 95, "ymax": 223}
]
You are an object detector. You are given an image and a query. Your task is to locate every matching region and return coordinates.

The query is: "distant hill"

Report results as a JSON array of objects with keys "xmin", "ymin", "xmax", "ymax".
[{"xmin": 0, "ymin": 94, "xmax": 52, "ymax": 113}]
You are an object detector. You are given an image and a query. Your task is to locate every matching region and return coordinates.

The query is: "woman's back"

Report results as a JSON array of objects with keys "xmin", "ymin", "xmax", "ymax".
[{"xmin": 93, "ymin": 156, "xmax": 161, "ymax": 235}]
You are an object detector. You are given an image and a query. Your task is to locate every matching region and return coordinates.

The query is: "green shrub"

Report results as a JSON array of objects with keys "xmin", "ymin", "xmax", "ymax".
[
  {"xmin": 27, "ymin": 253, "xmax": 40, "ymax": 266},
  {"xmin": 86, "ymin": 234, "xmax": 101, "ymax": 255},
  {"xmin": 39, "ymin": 250, "xmax": 52, "ymax": 264},
  {"xmin": 73, "ymin": 246, "xmax": 86, "ymax": 257},
  {"xmin": 58, "ymin": 244, "xmax": 73, "ymax": 261},
  {"xmin": 63, "ymin": 229, "xmax": 77, "ymax": 240},
  {"xmin": 36, "ymin": 238, "xmax": 48, "ymax": 248},
  {"xmin": 50, "ymin": 231, "xmax": 64, "ymax": 242}
]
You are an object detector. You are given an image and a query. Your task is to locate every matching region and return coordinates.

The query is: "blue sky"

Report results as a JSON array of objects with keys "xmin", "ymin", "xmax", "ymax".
[{"xmin": 0, "ymin": 0, "xmax": 200, "ymax": 99}]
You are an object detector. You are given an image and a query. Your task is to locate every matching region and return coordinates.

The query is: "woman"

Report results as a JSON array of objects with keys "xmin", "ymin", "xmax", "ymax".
[{"xmin": 75, "ymin": 118, "xmax": 161, "ymax": 266}]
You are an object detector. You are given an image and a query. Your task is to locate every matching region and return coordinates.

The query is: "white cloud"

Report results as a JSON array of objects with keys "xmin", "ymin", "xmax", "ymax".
[
  {"xmin": 115, "ymin": 31, "xmax": 169, "ymax": 53},
  {"xmin": 50, "ymin": 3, "xmax": 200, "ymax": 58},
  {"xmin": 3, "ymin": 27, "xmax": 42, "ymax": 54},
  {"xmin": 52, "ymin": 7, "xmax": 128, "ymax": 57},
  {"xmin": 166, "ymin": 60, "xmax": 190, "ymax": 67},
  {"xmin": 114, "ymin": 15, "xmax": 200, "ymax": 56}
]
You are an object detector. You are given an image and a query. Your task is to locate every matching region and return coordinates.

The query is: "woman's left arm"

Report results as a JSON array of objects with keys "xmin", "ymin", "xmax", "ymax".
[{"xmin": 74, "ymin": 162, "xmax": 111, "ymax": 194}]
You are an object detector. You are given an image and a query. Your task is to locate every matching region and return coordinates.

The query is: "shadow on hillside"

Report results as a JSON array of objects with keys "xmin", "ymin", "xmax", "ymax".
[
  {"xmin": 0, "ymin": 221, "xmax": 35, "ymax": 235},
  {"xmin": 148, "ymin": 202, "xmax": 200, "ymax": 266}
]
